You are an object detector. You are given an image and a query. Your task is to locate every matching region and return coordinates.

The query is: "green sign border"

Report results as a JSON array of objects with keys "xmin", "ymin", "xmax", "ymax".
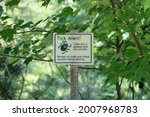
[{"xmin": 53, "ymin": 33, "xmax": 93, "ymax": 65}]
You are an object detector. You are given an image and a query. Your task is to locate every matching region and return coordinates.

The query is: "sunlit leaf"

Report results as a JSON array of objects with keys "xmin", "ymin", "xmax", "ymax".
[{"xmin": 143, "ymin": 0, "xmax": 150, "ymax": 11}]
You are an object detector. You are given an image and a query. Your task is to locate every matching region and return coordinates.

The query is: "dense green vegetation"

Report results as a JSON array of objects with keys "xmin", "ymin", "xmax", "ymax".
[{"xmin": 0, "ymin": 0, "xmax": 150, "ymax": 100}]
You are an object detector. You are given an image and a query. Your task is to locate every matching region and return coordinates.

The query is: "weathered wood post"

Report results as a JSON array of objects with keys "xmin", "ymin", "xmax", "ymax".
[{"xmin": 70, "ymin": 65, "xmax": 78, "ymax": 100}]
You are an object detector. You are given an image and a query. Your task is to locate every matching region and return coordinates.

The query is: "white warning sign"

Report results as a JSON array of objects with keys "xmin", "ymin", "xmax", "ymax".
[{"xmin": 53, "ymin": 33, "xmax": 94, "ymax": 65}]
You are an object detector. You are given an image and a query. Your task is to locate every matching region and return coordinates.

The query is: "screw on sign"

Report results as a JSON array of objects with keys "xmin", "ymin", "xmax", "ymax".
[{"xmin": 58, "ymin": 40, "xmax": 72, "ymax": 54}]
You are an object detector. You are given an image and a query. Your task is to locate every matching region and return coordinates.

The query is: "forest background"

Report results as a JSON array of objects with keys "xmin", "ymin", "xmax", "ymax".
[{"xmin": 0, "ymin": 0, "xmax": 150, "ymax": 100}]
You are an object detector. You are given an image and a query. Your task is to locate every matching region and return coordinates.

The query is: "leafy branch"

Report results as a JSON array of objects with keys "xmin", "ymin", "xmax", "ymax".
[
  {"xmin": 112, "ymin": 0, "xmax": 144, "ymax": 57},
  {"xmin": 110, "ymin": 0, "xmax": 124, "ymax": 100}
]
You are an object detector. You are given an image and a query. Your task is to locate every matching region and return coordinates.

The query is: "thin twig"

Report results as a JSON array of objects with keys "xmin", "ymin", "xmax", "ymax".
[
  {"xmin": 34, "ymin": 79, "xmax": 55, "ymax": 100},
  {"xmin": 56, "ymin": 65, "xmax": 71, "ymax": 85},
  {"xmin": 56, "ymin": 65, "xmax": 84, "ymax": 100},
  {"xmin": 16, "ymin": 29, "xmax": 50, "ymax": 34},
  {"xmin": 4, "ymin": 61, "xmax": 12, "ymax": 79},
  {"xmin": 18, "ymin": 67, "xmax": 25, "ymax": 100},
  {"xmin": 119, "ymin": 77, "xmax": 124, "ymax": 87},
  {"xmin": 79, "ymin": 67, "xmax": 101, "ymax": 71},
  {"xmin": 119, "ymin": 40, "xmax": 124, "ymax": 48}
]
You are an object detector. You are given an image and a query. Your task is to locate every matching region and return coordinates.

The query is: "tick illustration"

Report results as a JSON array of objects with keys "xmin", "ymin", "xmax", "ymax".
[{"xmin": 58, "ymin": 40, "xmax": 71, "ymax": 54}]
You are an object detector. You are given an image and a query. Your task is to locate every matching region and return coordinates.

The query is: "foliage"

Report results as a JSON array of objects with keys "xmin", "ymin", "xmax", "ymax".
[{"xmin": 0, "ymin": 0, "xmax": 150, "ymax": 100}]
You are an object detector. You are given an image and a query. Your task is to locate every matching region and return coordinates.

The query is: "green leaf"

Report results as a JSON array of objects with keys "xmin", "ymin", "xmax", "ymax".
[
  {"xmin": 1, "ymin": 16, "xmax": 9, "ymax": 20},
  {"xmin": 6, "ymin": 0, "xmax": 21, "ymax": 7},
  {"xmin": 41, "ymin": 33, "xmax": 53, "ymax": 46},
  {"xmin": 57, "ymin": 0, "xmax": 65, "ymax": 4},
  {"xmin": 20, "ymin": 21, "xmax": 33, "ymax": 28},
  {"xmin": 0, "ymin": 6, "xmax": 3, "ymax": 17},
  {"xmin": 104, "ymin": 75, "xmax": 118, "ymax": 86},
  {"xmin": 72, "ymin": 0, "xmax": 80, "ymax": 2},
  {"xmin": 88, "ymin": 6, "xmax": 97, "ymax": 15},
  {"xmin": 61, "ymin": 6, "xmax": 73, "ymax": 16},
  {"xmin": 71, "ymin": 15, "xmax": 84, "ymax": 24},
  {"xmin": 0, "ymin": 29, "xmax": 15, "ymax": 42},
  {"xmin": 4, "ymin": 47, "xmax": 12, "ymax": 54},
  {"xmin": 31, "ymin": 20, "xmax": 43, "ymax": 27},
  {"xmin": 41, "ymin": 0, "xmax": 51, "ymax": 6},
  {"xmin": 12, "ymin": 45, "xmax": 19, "ymax": 54},
  {"xmin": 74, "ymin": 8, "xmax": 80, "ymax": 15},
  {"xmin": 23, "ymin": 43, "xmax": 31, "ymax": 49},
  {"xmin": 13, "ymin": 20, "xmax": 24, "ymax": 29},
  {"xmin": 125, "ymin": 48, "xmax": 138, "ymax": 61},
  {"xmin": 24, "ymin": 57, "xmax": 33, "ymax": 65},
  {"xmin": 143, "ymin": 0, "xmax": 150, "ymax": 11}
]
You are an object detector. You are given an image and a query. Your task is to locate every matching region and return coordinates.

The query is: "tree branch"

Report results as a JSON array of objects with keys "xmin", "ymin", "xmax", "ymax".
[
  {"xmin": 119, "ymin": 77, "xmax": 124, "ymax": 87},
  {"xmin": 113, "ymin": 0, "xmax": 122, "ymax": 9},
  {"xmin": 130, "ymin": 32, "xmax": 144, "ymax": 57},
  {"xmin": 0, "ymin": 54, "xmax": 53, "ymax": 62},
  {"xmin": 34, "ymin": 79, "xmax": 55, "ymax": 100},
  {"xmin": 4, "ymin": 61, "xmax": 12, "ymax": 79},
  {"xmin": 56, "ymin": 65, "xmax": 71, "ymax": 85},
  {"xmin": 79, "ymin": 67, "xmax": 101, "ymax": 71},
  {"xmin": 16, "ymin": 29, "xmax": 50, "ymax": 34}
]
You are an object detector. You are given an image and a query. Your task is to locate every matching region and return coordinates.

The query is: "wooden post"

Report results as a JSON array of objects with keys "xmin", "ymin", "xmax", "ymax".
[{"xmin": 70, "ymin": 65, "xmax": 78, "ymax": 100}]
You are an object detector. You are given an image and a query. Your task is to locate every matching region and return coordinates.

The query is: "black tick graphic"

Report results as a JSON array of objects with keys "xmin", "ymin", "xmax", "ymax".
[{"xmin": 58, "ymin": 40, "xmax": 71, "ymax": 54}]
